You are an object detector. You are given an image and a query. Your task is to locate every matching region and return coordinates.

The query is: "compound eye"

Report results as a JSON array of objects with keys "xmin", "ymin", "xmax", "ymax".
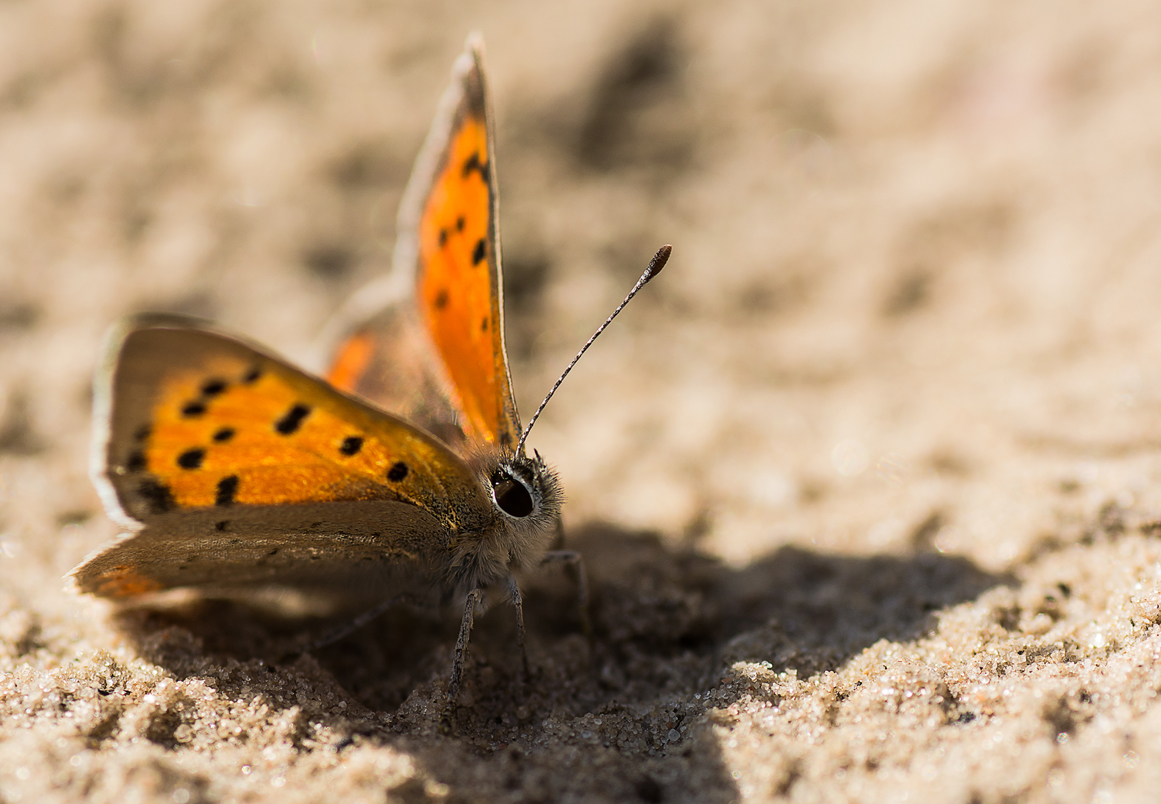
[{"xmin": 492, "ymin": 473, "xmax": 534, "ymax": 517}]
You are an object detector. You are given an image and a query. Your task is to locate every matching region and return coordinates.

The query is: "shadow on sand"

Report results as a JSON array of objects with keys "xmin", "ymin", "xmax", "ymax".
[{"xmin": 110, "ymin": 521, "xmax": 1011, "ymax": 801}]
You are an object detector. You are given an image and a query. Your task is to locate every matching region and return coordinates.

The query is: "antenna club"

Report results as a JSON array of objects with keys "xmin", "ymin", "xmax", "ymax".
[{"xmin": 645, "ymin": 245, "xmax": 672, "ymax": 280}]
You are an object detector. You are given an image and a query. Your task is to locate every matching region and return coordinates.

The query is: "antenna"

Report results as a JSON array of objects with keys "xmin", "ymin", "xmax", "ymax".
[{"xmin": 516, "ymin": 244, "xmax": 671, "ymax": 454}]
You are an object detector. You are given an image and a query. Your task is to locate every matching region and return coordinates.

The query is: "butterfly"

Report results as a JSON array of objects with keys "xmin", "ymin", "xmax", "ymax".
[{"xmin": 72, "ymin": 34, "xmax": 668, "ymax": 729}]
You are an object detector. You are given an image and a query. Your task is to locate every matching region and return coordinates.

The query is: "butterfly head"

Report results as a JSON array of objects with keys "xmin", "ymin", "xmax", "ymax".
[{"xmin": 450, "ymin": 446, "xmax": 562, "ymax": 591}]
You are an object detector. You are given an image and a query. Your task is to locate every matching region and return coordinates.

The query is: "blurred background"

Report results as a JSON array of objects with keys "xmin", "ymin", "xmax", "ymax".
[{"xmin": 3, "ymin": 0, "xmax": 1161, "ymax": 800}]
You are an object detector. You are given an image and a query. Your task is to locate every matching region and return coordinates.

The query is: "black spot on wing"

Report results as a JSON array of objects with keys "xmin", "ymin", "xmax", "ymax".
[
  {"xmin": 481, "ymin": 317, "xmax": 489, "ymax": 333},
  {"xmin": 387, "ymin": 462, "xmax": 409, "ymax": 482},
  {"xmin": 212, "ymin": 427, "xmax": 235, "ymax": 443},
  {"xmin": 177, "ymin": 448, "xmax": 205, "ymax": 470},
  {"xmin": 462, "ymin": 151, "xmax": 488, "ymax": 182},
  {"xmin": 134, "ymin": 425, "xmax": 151, "ymax": 442},
  {"xmin": 274, "ymin": 404, "xmax": 311, "ymax": 435},
  {"xmin": 472, "ymin": 238, "xmax": 486, "ymax": 266},
  {"xmin": 434, "ymin": 289, "xmax": 449, "ymax": 310},
  {"xmin": 242, "ymin": 366, "xmax": 263, "ymax": 384},
  {"xmin": 126, "ymin": 451, "xmax": 147, "ymax": 472},
  {"xmin": 439, "ymin": 228, "xmax": 449, "ymax": 248},
  {"xmin": 201, "ymin": 378, "xmax": 228, "ymax": 397},
  {"xmin": 181, "ymin": 401, "xmax": 207, "ymax": 418},
  {"xmin": 340, "ymin": 436, "xmax": 363, "ymax": 456},
  {"xmin": 137, "ymin": 479, "xmax": 175, "ymax": 515},
  {"xmin": 216, "ymin": 475, "xmax": 239, "ymax": 507},
  {"xmin": 215, "ymin": 521, "xmax": 228, "ymax": 532},
  {"xmin": 456, "ymin": 215, "xmax": 465, "ymax": 232}
]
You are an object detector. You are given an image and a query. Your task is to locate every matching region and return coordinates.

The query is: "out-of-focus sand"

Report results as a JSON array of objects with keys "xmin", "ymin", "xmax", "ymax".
[{"xmin": 3, "ymin": 1, "xmax": 1161, "ymax": 801}]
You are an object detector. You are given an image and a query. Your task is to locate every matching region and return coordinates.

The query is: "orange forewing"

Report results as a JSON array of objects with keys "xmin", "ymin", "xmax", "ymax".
[
  {"xmin": 144, "ymin": 361, "xmax": 404, "ymax": 508},
  {"xmin": 417, "ymin": 109, "xmax": 513, "ymax": 447},
  {"xmin": 102, "ymin": 320, "xmax": 480, "ymax": 529},
  {"xmin": 326, "ymin": 44, "xmax": 519, "ymax": 451}
]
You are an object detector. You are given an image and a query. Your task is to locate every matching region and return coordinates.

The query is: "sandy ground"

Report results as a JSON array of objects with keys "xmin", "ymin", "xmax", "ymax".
[{"xmin": 3, "ymin": 0, "xmax": 1161, "ymax": 801}]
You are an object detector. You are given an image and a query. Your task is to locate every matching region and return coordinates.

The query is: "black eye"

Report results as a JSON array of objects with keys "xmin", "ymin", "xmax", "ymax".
[{"xmin": 493, "ymin": 475, "xmax": 534, "ymax": 517}]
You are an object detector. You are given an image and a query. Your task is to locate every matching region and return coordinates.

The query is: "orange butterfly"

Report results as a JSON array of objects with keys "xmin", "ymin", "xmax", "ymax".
[{"xmin": 73, "ymin": 35, "xmax": 667, "ymax": 729}]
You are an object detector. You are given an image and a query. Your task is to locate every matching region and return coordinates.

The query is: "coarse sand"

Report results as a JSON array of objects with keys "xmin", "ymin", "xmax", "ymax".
[{"xmin": 3, "ymin": 1, "xmax": 1161, "ymax": 802}]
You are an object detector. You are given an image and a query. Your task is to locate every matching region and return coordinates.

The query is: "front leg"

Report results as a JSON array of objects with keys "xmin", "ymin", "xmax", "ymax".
[
  {"xmin": 508, "ymin": 574, "xmax": 531, "ymax": 683},
  {"xmin": 440, "ymin": 586, "xmax": 483, "ymax": 733}
]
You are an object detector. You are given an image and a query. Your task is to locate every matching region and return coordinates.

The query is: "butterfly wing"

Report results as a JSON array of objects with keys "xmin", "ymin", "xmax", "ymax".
[
  {"xmin": 323, "ymin": 35, "xmax": 521, "ymax": 451},
  {"xmin": 72, "ymin": 501, "xmax": 448, "ymax": 605},
  {"xmin": 78, "ymin": 313, "xmax": 493, "ymax": 602}
]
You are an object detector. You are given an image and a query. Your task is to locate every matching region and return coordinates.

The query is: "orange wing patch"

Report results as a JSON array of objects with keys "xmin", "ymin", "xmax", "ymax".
[
  {"xmin": 144, "ymin": 364, "xmax": 414, "ymax": 509},
  {"xmin": 415, "ymin": 62, "xmax": 518, "ymax": 449},
  {"xmin": 138, "ymin": 361, "xmax": 395, "ymax": 509},
  {"xmin": 88, "ymin": 564, "xmax": 163, "ymax": 598},
  {"xmin": 321, "ymin": 44, "xmax": 519, "ymax": 451},
  {"xmin": 111, "ymin": 344, "xmax": 465, "ymax": 525},
  {"xmin": 325, "ymin": 330, "xmax": 375, "ymax": 395}
]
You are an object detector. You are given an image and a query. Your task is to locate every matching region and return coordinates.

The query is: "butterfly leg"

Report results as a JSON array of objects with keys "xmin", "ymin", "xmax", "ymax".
[
  {"xmin": 440, "ymin": 586, "xmax": 483, "ymax": 733},
  {"xmin": 507, "ymin": 575, "xmax": 531, "ymax": 685},
  {"xmin": 541, "ymin": 550, "xmax": 593, "ymax": 646}
]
